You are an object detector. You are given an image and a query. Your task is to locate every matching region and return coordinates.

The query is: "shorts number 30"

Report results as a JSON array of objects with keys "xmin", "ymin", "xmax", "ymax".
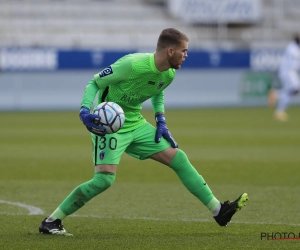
[{"xmin": 99, "ymin": 137, "xmax": 117, "ymax": 150}]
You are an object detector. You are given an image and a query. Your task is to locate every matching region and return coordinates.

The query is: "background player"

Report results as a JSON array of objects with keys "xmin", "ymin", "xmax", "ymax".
[
  {"xmin": 269, "ymin": 35, "xmax": 300, "ymax": 121},
  {"xmin": 39, "ymin": 28, "xmax": 248, "ymax": 236}
]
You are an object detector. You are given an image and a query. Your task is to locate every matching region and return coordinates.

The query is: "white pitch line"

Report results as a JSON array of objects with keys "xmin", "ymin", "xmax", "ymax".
[
  {"xmin": 0, "ymin": 200, "xmax": 299, "ymax": 227},
  {"xmin": 0, "ymin": 199, "xmax": 44, "ymax": 215}
]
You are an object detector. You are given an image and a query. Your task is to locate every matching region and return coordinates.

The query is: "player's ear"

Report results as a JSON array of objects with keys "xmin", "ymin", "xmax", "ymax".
[{"xmin": 167, "ymin": 47, "xmax": 174, "ymax": 56}]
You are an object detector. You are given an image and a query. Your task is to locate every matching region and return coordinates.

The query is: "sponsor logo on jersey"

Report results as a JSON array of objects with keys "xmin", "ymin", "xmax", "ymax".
[
  {"xmin": 99, "ymin": 66, "xmax": 113, "ymax": 78},
  {"xmin": 148, "ymin": 81, "xmax": 155, "ymax": 85},
  {"xmin": 158, "ymin": 82, "xmax": 165, "ymax": 89},
  {"xmin": 99, "ymin": 151, "xmax": 106, "ymax": 160}
]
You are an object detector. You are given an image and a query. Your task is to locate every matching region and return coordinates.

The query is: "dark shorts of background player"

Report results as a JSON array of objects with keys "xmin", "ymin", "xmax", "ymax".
[{"xmin": 92, "ymin": 122, "xmax": 172, "ymax": 165}]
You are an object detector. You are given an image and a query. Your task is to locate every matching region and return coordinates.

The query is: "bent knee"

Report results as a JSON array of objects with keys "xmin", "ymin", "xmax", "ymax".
[
  {"xmin": 169, "ymin": 149, "xmax": 189, "ymax": 171},
  {"xmin": 93, "ymin": 172, "xmax": 116, "ymax": 192}
]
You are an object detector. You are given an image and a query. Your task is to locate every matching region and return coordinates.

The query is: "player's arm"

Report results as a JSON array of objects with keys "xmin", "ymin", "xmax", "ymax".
[
  {"xmin": 151, "ymin": 92, "xmax": 178, "ymax": 148},
  {"xmin": 79, "ymin": 57, "xmax": 132, "ymax": 136},
  {"xmin": 81, "ymin": 79, "xmax": 100, "ymax": 109},
  {"xmin": 79, "ymin": 79, "xmax": 107, "ymax": 136}
]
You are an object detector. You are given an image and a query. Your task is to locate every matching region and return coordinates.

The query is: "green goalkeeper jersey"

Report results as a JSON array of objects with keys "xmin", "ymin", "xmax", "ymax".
[{"xmin": 81, "ymin": 53, "xmax": 176, "ymax": 133}]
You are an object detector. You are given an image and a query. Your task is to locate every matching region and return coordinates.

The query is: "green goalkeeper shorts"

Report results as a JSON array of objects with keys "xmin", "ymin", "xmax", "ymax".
[{"xmin": 91, "ymin": 122, "xmax": 171, "ymax": 165}]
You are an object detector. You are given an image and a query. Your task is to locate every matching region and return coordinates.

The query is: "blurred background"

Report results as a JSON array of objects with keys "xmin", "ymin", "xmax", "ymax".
[{"xmin": 0, "ymin": 0, "xmax": 299, "ymax": 111}]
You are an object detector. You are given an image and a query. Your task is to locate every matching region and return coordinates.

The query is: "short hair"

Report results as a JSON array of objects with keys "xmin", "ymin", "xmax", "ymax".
[{"xmin": 156, "ymin": 28, "xmax": 189, "ymax": 51}]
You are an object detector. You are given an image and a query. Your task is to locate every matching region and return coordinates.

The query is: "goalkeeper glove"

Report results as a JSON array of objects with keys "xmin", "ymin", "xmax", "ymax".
[
  {"xmin": 155, "ymin": 114, "xmax": 178, "ymax": 148},
  {"xmin": 79, "ymin": 106, "xmax": 106, "ymax": 136}
]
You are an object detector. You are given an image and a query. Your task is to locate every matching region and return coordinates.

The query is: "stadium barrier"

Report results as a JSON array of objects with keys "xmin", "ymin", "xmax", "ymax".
[{"xmin": 1, "ymin": 48, "xmax": 299, "ymax": 111}]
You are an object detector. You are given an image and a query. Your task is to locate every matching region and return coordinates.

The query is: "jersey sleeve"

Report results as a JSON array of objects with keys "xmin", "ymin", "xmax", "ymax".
[
  {"xmin": 80, "ymin": 56, "xmax": 133, "ymax": 109},
  {"xmin": 151, "ymin": 91, "xmax": 165, "ymax": 114},
  {"xmin": 93, "ymin": 56, "xmax": 132, "ymax": 89},
  {"xmin": 80, "ymin": 79, "xmax": 100, "ymax": 108}
]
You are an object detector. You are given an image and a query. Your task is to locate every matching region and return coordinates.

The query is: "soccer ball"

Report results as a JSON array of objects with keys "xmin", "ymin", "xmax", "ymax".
[{"xmin": 93, "ymin": 102, "xmax": 125, "ymax": 134}]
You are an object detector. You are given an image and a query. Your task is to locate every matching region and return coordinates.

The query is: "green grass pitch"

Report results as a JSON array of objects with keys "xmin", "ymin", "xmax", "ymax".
[{"xmin": 1, "ymin": 107, "xmax": 300, "ymax": 249}]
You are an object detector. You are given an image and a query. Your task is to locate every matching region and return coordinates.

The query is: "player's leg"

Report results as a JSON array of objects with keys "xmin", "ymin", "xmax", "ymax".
[
  {"xmin": 48, "ymin": 166, "xmax": 116, "ymax": 219},
  {"xmin": 126, "ymin": 122, "xmax": 248, "ymax": 226},
  {"xmin": 151, "ymin": 148, "xmax": 221, "ymax": 214},
  {"xmin": 151, "ymin": 148, "xmax": 248, "ymax": 226},
  {"xmin": 126, "ymin": 123, "xmax": 220, "ymax": 212},
  {"xmin": 39, "ymin": 132, "xmax": 131, "ymax": 235},
  {"xmin": 275, "ymin": 89, "xmax": 289, "ymax": 121},
  {"xmin": 39, "ymin": 167, "xmax": 116, "ymax": 236},
  {"xmin": 275, "ymin": 73, "xmax": 299, "ymax": 121}
]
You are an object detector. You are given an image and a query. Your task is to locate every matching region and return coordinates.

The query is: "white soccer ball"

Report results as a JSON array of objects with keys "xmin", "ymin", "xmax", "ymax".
[{"xmin": 93, "ymin": 102, "xmax": 125, "ymax": 134}]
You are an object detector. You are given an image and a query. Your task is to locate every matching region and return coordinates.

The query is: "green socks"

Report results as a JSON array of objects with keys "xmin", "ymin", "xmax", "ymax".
[
  {"xmin": 48, "ymin": 172, "xmax": 115, "ymax": 220},
  {"xmin": 169, "ymin": 149, "xmax": 220, "ymax": 213}
]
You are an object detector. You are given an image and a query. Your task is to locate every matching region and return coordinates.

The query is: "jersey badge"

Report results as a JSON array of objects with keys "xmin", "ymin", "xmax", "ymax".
[
  {"xmin": 158, "ymin": 82, "xmax": 165, "ymax": 89},
  {"xmin": 99, "ymin": 151, "xmax": 106, "ymax": 161},
  {"xmin": 99, "ymin": 66, "xmax": 113, "ymax": 78},
  {"xmin": 148, "ymin": 81, "xmax": 155, "ymax": 85}
]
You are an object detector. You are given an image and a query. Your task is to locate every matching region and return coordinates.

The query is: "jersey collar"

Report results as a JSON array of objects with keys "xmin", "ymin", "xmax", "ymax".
[{"xmin": 150, "ymin": 53, "xmax": 160, "ymax": 73}]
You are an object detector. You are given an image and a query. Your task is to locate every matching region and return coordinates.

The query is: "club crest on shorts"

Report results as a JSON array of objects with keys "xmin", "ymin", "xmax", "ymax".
[
  {"xmin": 99, "ymin": 151, "xmax": 106, "ymax": 161},
  {"xmin": 99, "ymin": 66, "xmax": 113, "ymax": 78}
]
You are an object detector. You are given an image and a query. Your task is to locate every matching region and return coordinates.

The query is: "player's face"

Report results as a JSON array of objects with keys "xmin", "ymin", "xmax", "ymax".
[{"xmin": 168, "ymin": 41, "xmax": 188, "ymax": 69}]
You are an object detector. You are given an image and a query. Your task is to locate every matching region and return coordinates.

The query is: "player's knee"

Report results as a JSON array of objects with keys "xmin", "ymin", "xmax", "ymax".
[
  {"xmin": 93, "ymin": 172, "xmax": 116, "ymax": 193},
  {"xmin": 169, "ymin": 149, "xmax": 189, "ymax": 171}
]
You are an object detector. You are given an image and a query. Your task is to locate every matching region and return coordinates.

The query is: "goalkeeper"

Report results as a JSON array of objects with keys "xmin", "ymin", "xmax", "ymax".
[{"xmin": 39, "ymin": 28, "xmax": 248, "ymax": 236}]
